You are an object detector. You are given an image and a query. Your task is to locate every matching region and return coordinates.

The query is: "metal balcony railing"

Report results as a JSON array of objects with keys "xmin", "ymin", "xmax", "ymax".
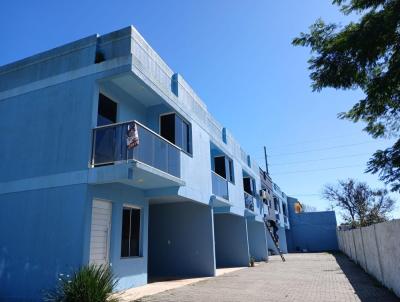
[
  {"xmin": 244, "ymin": 192, "xmax": 254, "ymax": 211},
  {"xmin": 91, "ymin": 120, "xmax": 181, "ymax": 178},
  {"xmin": 211, "ymin": 171, "xmax": 229, "ymax": 200}
]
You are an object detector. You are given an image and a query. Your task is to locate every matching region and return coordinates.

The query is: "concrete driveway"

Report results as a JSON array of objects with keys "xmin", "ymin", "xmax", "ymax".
[{"xmin": 134, "ymin": 253, "xmax": 399, "ymax": 302}]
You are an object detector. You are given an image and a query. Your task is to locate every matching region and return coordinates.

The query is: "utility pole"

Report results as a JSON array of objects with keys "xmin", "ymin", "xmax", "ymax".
[{"xmin": 264, "ymin": 146, "xmax": 269, "ymax": 175}]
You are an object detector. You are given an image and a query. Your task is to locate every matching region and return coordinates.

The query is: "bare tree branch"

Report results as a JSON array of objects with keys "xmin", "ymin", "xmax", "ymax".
[{"xmin": 322, "ymin": 178, "xmax": 396, "ymax": 227}]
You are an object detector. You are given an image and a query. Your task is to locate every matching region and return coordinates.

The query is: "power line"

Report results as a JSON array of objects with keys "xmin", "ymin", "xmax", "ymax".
[
  {"xmin": 270, "ymin": 164, "xmax": 365, "ymax": 176},
  {"xmin": 265, "ymin": 134, "xmax": 362, "ymax": 150},
  {"xmin": 267, "ymin": 141, "xmax": 374, "ymax": 157},
  {"xmin": 269, "ymin": 152, "xmax": 371, "ymax": 166}
]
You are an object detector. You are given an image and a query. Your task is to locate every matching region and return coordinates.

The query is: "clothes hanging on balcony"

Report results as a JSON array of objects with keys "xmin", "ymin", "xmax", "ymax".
[{"xmin": 127, "ymin": 122, "xmax": 139, "ymax": 149}]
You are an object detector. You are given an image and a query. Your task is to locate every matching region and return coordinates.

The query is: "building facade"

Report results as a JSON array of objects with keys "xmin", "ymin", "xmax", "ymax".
[
  {"xmin": 285, "ymin": 197, "xmax": 338, "ymax": 253},
  {"xmin": 0, "ymin": 26, "xmax": 274, "ymax": 301}
]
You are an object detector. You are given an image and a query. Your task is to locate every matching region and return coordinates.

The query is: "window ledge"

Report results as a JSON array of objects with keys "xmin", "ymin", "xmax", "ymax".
[{"xmin": 120, "ymin": 256, "xmax": 144, "ymax": 260}]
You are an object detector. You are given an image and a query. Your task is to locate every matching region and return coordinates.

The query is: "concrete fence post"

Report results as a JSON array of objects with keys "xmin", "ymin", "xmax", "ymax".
[
  {"xmin": 373, "ymin": 224, "xmax": 385, "ymax": 284},
  {"xmin": 359, "ymin": 226, "xmax": 368, "ymax": 272},
  {"xmin": 347, "ymin": 231, "xmax": 351, "ymax": 257},
  {"xmin": 340, "ymin": 231, "xmax": 344, "ymax": 252},
  {"xmin": 351, "ymin": 229, "xmax": 358, "ymax": 264},
  {"xmin": 343, "ymin": 231, "xmax": 348, "ymax": 255},
  {"xmin": 340, "ymin": 231, "xmax": 344, "ymax": 253}
]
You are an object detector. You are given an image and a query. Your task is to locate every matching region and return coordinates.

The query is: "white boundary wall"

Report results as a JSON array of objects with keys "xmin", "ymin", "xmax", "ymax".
[{"xmin": 337, "ymin": 219, "xmax": 400, "ymax": 297}]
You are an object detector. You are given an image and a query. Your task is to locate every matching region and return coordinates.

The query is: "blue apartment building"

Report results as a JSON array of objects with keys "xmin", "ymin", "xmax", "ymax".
[{"xmin": 0, "ymin": 26, "xmax": 295, "ymax": 301}]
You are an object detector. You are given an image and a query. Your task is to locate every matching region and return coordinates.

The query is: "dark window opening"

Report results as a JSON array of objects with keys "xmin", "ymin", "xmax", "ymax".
[
  {"xmin": 214, "ymin": 156, "xmax": 226, "ymax": 178},
  {"xmin": 282, "ymin": 203, "xmax": 287, "ymax": 216},
  {"xmin": 160, "ymin": 113, "xmax": 192, "ymax": 154},
  {"xmin": 175, "ymin": 114, "xmax": 191, "ymax": 154},
  {"xmin": 212, "ymin": 154, "xmax": 234, "ymax": 184},
  {"xmin": 274, "ymin": 198, "xmax": 280, "ymax": 212},
  {"xmin": 97, "ymin": 94, "xmax": 117, "ymax": 126},
  {"xmin": 160, "ymin": 114, "xmax": 175, "ymax": 144},
  {"xmin": 228, "ymin": 158, "xmax": 235, "ymax": 183},
  {"xmin": 243, "ymin": 177, "xmax": 253, "ymax": 195},
  {"xmin": 121, "ymin": 207, "xmax": 141, "ymax": 257}
]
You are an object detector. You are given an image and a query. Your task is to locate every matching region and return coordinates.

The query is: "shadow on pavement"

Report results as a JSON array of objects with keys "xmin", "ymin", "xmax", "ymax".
[{"xmin": 331, "ymin": 252, "xmax": 399, "ymax": 302}]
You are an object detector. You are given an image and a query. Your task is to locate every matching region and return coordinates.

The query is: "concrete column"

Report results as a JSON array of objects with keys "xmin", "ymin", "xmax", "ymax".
[
  {"xmin": 361, "ymin": 224, "xmax": 384, "ymax": 283},
  {"xmin": 374, "ymin": 220, "xmax": 400, "ymax": 297},
  {"xmin": 351, "ymin": 229, "xmax": 358, "ymax": 264},
  {"xmin": 359, "ymin": 227, "xmax": 369, "ymax": 272},
  {"xmin": 373, "ymin": 224, "xmax": 385, "ymax": 284}
]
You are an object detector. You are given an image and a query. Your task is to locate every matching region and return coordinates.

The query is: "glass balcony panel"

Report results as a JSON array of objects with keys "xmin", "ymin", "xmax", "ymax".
[
  {"xmin": 115, "ymin": 125, "xmax": 127, "ymax": 162},
  {"xmin": 244, "ymin": 192, "xmax": 254, "ymax": 211},
  {"xmin": 92, "ymin": 121, "xmax": 181, "ymax": 178},
  {"xmin": 134, "ymin": 126, "xmax": 153, "ymax": 166},
  {"xmin": 153, "ymin": 136, "xmax": 168, "ymax": 172},
  {"xmin": 93, "ymin": 127, "xmax": 117, "ymax": 165},
  {"xmin": 212, "ymin": 172, "xmax": 229, "ymax": 200},
  {"xmin": 167, "ymin": 145, "xmax": 180, "ymax": 177}
]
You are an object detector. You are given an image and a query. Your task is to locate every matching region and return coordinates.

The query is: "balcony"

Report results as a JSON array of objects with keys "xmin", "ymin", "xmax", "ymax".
[
  {"xmin": 211, "ymin": 171, "xmax": 229, "ymax": 201},
  {"xmin": 244, "ymin": 192, "xmax": 255, "ymax": 211},
  {"xmin": 89, "ymin": 120, "xmax": 184, "ymax": 189}
]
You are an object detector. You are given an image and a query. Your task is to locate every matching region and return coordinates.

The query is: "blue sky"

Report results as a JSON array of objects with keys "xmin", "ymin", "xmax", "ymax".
[{"xmin": 1, "ymin": 0, "xmax": 398, "ymax": 219}]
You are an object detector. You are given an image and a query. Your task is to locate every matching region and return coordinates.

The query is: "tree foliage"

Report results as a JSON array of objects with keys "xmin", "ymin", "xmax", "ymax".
[
  {"xmin": 293, "ymin": 0, "xmax": 400, "ymax": 191},
  {"xmin": 323, "ymin": 178, "xmax": 395, "ymax": 226}
]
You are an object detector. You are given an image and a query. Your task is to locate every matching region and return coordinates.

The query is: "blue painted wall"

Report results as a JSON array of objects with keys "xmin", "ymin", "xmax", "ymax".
[
  {"xmin": 278, "ymin": 227, "xmax": 288, "ymax": 253},
  {"xmin": 286, "ymin": 197, "xmax": 338, "ymax": 252},
  {"xmin": 0, "ymin": 77, "xmax": 95, "ymax": 182},
  {"xmin": 246, "ymin": 220, "xmax": 268, "ymax": 261},
  {"xmin": 214, "ymin": 214, "xmax": 249, "ymax": 267},
  {"xmin": 0, "ymin": 184, "xmax": 88, "ymax": 301},
  {"xmin": 87, "ymin": 183, "xmax": 149, "ymax": 290},
  {"xmin": 0, "ymin": 183, "xmax": 150, "ymax": 300},
  {"xmin": 148, "ymin": 202, "xmax": 215, "ymax": 278},
  {"xmin": 266, "ymin": 226, "xmax": 288, "ymax": 254}
]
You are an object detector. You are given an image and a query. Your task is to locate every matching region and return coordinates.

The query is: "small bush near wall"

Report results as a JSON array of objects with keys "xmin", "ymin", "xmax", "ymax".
[{"xmin": 44, "ymin": 264, "xmax": 118, "ymax": 302}]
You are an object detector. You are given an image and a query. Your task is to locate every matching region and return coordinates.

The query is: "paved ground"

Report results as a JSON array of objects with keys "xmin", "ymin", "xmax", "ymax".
[
  {"xmin": 113, "ymin": 267, "xmax": 247, "ymax": 301},
  {"xmin": 134, "ymin": 253, "xmax": 399, "ymax": 302}
]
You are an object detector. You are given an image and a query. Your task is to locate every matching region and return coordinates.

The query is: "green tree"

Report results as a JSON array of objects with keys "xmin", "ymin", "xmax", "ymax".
[
  {"xmin": 293, "ymin": 0, "xmax": 400, "ymax": 191},
  {"xmin": 323, "ymin": 178, "xmax": 395, "ymax": 227}
]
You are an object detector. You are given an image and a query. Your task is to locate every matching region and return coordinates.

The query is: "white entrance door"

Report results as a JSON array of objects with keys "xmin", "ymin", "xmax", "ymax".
[{"xmin": 89, "ymin": 199, "xmax": 112, "ymax": 265}]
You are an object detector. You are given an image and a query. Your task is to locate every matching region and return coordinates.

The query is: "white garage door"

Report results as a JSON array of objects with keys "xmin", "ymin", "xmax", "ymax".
[{"xmin": 89, "ymin": 199, "xmax": 112, "ymax": 265}]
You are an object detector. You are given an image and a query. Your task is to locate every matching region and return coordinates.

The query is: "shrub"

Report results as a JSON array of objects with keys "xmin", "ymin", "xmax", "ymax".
[{"xmin": 44, "ymin": 264, "xmax": 118, "ymax": 302}]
